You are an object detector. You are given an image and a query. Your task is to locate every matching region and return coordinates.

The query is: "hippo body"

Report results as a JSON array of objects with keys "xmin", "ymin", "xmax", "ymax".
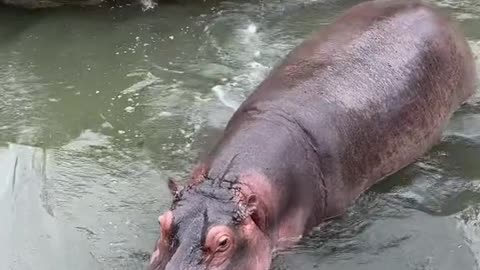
[{"xmin": 150, "ymin": 1, "xmax": 478, "ymax": 269}]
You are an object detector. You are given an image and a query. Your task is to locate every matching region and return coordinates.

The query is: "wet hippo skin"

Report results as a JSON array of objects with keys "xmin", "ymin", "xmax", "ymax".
[{"xmin": 149, "ymin": 0, "xmax": 478, "ymax": 269}]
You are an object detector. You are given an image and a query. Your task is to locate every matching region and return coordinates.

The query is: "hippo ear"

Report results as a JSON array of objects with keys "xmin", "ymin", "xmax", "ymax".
[
  {"xmin": 246, "ymin": 194, "xmax": 269, "ymax": 234},
  {"xmin": 159, "ymin": 211, "xmax": 173, "ymax": 237},
  {"xmin": 168, "ymin": 177, "xmax": 183, "ymax": 196}
]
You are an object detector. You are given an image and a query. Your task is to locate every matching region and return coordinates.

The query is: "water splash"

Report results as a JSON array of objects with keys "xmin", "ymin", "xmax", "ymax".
[
  {"xmin": 455, "ymin": 205, "xmax": 480, "ymax": 269},
  {"xmin": 140, "ymin": 0, "xmax": 157, "ymax": 11},
  {"xmin": 211, "ymin": 85, "xmax": 240, "ymax": 110}
]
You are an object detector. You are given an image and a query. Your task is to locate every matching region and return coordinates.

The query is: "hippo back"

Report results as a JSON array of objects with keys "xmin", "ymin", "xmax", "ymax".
[{"xmin": 225, "ymin": 0, "xmax": 477, "ymax": 218}]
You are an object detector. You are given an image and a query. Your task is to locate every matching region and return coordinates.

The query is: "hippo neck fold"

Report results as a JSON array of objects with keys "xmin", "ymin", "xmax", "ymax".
[{"xmin": 201, "ymin": 111, "xmax": 330, "ymax": 241}]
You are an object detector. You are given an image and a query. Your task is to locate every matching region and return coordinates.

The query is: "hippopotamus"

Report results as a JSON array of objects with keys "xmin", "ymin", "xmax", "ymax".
[{"xmin": 149, "ymin": 0, "xmax": 478, "ymax": 269}]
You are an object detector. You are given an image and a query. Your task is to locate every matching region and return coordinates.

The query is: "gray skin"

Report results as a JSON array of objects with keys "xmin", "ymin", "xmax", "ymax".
[{"xmin": 150, "ymin": 0, "xmax": 478, "ymax": 269}]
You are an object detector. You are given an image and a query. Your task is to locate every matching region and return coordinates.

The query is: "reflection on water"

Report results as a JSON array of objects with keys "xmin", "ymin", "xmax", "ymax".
[
  {"xmin": 0, "ymin": 0, "xmax": 479, "ymax": 269},
  {"xmin": 0, "ymin": 143, "xmax": 99, "ymax": 270}
]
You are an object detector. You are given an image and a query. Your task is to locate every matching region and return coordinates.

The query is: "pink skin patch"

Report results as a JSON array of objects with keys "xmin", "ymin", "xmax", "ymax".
[
  {"xmin": 241, "ymin": 217, "xmax": 274, "ymax": 270},
  {"xmin": 238, "ymin": 170, "xmax": 276, "ymax": 211},
  {"xmin": 277, "ymin": 207, "xmax": 308, "ymax": 245},
  {"xmin": 238, "ymin": 170, "xmax": 311, "ymax": 251}
]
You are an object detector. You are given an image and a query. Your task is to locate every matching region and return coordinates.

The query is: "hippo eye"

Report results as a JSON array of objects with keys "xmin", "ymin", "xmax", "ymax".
[
  {"xmin": 216, "ymin": 235, "xmax": 230, "ymax": 252},
  {"xmin": 205, "ymin": 226, "xmax": 234, "ymax": 255}
]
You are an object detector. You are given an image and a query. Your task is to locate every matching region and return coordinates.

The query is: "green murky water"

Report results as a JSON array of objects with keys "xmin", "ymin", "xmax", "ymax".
[{"xmin": 0, "ymin": 0, "xmax": 479, "ymax": 269}]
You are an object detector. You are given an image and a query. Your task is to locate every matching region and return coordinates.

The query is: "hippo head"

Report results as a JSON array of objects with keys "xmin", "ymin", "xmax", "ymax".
[{"xmin": 149, "ymin": 176, "xmax": 273, "ymax": 270}]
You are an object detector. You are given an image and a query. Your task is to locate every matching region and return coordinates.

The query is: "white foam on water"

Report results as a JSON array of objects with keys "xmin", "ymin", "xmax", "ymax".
[
  {"xmin": 238, "ymin": 22, "xmax": 262, "ymax": 53},
  {"xmin": 212, "ymin": 85, "xmax": 240, "ymax": 110},
  {"xmin": 246, "ymin": 23, "xmax": 257, "ymax": 34},
  {"xmin": 152, "ymin": 63, "xmax": 184, "ymax": 74},
  {"xmin": 210, "ymin": 61, "xmax": 270, "ymax": 111},
  {"xmin": 124, "ymin": 106, "xmax": 135, "ymax": 113},
  {"xmin": 445, "ymin": 114, "xmax": 480, "ymax": 139},
  {"xmin": 158, "ymin": 111, "xmax": 173, "ymax": 117},
  {"xmin": 121, "ymin": 72, "xmax": 161, "ymax": 95},
  {"xmin": 455, "ymin": 206, "xmax": 480, "ymax": 268},
  {"xmin": 455, "ymin": 12, "xmax": 480, "ymax": 20},
  {"xmin": 62, "ymin": 130, "xmax": 111, "ymax": 151},
  {"xmin": 140, "ymin": 0, "xmax": 157, "ymax": 11}
]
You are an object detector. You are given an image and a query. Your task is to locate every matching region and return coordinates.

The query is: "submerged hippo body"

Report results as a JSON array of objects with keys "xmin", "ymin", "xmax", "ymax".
[{"xmin": 150, "ymin": 0, "xmax": 478, "ymax": 269}]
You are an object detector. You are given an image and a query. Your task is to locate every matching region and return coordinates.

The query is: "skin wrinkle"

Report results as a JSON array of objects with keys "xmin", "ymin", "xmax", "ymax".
[
  {"xmin": 253, "ymin": 108, "xmax": 328, "ymax": 235},
  {"xmin": 245, "ymin": 98, "xmax": 341, "ymax": 220},
  {"xmin": 200, "ymin": 209, "xmax": 209, "ymax": 250},
  {"xmin": 238, "ymin": 108, "xmax": 329, "ymax": 225},
  {"xmin": 171, "ymin": 177, "xmax": 257, "ymax": 230},
  {"xmin": 264, "ymin": 108, "xmax": 329, "ymax": 219}
]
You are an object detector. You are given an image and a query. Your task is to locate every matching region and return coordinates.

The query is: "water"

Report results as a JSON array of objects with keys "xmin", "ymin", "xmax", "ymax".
[{"xmin": 0, "ymin": 0, "xmax": 479, "ymax": 269}]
